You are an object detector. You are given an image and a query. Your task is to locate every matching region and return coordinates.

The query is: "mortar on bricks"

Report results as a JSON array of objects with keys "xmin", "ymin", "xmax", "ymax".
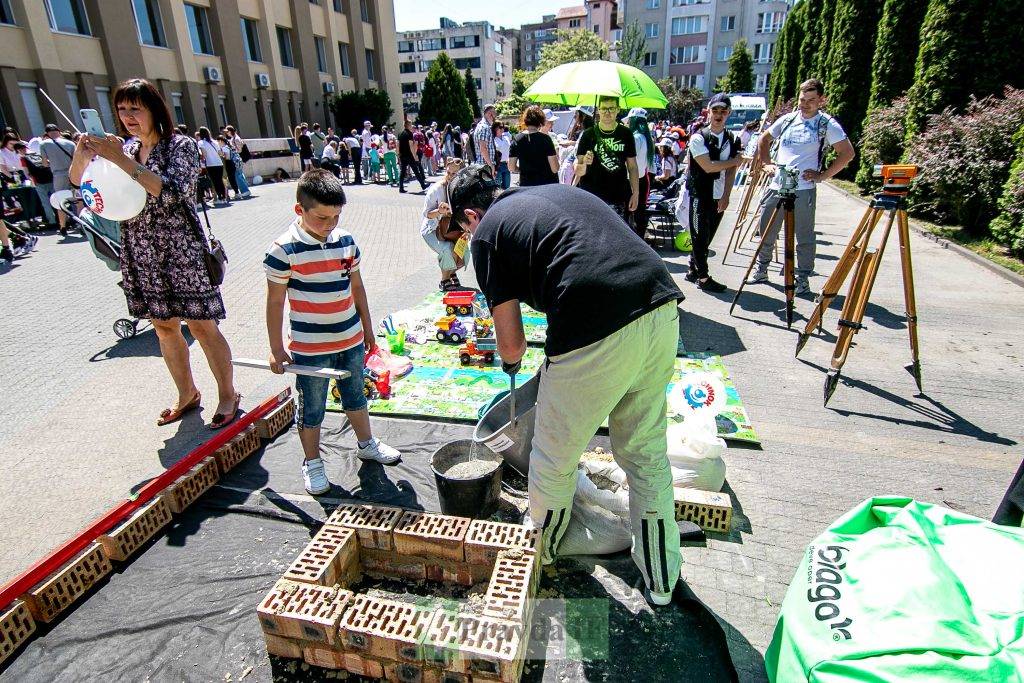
[{"xmin": 431, "ymin": 439, "xmax": 502, "ymax": 519}]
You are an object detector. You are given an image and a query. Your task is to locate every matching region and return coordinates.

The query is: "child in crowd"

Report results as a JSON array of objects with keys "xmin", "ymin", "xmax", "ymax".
[
  {"xmin": 369, "ymin": 143, "xmax": 382, "ymax": 184},
  {"xmin": 264, "ymin": 169, "xmax": 401, "ymax": 495},
  {"xmin": 338, "ymin": 140, "xmax": 351, "ymax": 184}
]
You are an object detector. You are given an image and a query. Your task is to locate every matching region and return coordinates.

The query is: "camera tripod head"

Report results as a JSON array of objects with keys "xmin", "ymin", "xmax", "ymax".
[
  {"xmin": 873, "ymin": 164, "xmax": 918, "ymax": 196},
  {"xmin": 776, "ymin": 165, "xmax": 800, "ymax": 197}
]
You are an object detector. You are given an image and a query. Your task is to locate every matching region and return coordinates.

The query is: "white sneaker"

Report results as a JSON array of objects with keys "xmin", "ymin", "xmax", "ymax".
[
  {"xmin": 746, "ymin": 269, "xmax": 769, "ymax": 284},
  {"xmin": 645, "ymin": 587, "xmax": 673, "ymax": 607},
  {"xmin": 302, "ymin": 457, "xmax": 331, "ymax": 495},
  {"xmin": 357, "ymin": 438, "xmax": 401, "ymax": 464},
  {"xmin": 795, "ymin": 277, "xmax": 812, "ymax": 295}
]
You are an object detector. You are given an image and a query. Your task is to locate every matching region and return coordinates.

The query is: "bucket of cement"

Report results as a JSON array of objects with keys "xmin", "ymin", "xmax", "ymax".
[
  {"xmin": 431, "ymin": 439, "xmax": 503, "ymax": 519},
  {"xmin": 473, "ymin": 372, "xmax": 539, "ymax": 478}
]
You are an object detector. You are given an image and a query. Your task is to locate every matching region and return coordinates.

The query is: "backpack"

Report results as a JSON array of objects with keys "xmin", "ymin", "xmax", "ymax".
[
  {"xmin": 240, "ymin": 143, "xmax": 252, "ymax": 163},
  {"xmin": 770, "ymin": 111, "xmax": 832, "ymax": 171},
  {"xmin": 23, "ymin": 152, "xmax": 53, "ymax": 184}
]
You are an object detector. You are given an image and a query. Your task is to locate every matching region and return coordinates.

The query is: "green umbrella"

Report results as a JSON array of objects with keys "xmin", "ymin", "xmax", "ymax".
[{"xmin": 523, "ymin": 60, "xmax": 668, "ymax": 110}]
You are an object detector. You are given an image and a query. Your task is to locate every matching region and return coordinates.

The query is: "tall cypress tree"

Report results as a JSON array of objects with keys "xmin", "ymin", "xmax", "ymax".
[
  {"xmin": 417, "ymin": 53, "xmax": 473, "ymax": 130},
  {"xmin": 977, "ymin": 0, "xmax": 1024, "ymax": 98},
  {"xmin": 721, "ymin": 39, "xmax": 755, "ymax": 93},
  {"xmin": 904, "ymin": 0, "xmax": 988, "ymax": 138},
  {"xmin": 813, "ymin": 0, "xmax": 838, "ymax": 77},
  {"xmin": 769, "ymin": 1, "xmax": 805, "ymax": 108},
  {"xmin": 822, "ymin": 0, "xmax": 882, "ymax": 153},
  {"xmin": 797, "ymin": 0, "xmax": 825, "ymax": 81},
  {"xmin": 464, "ymin": 67, "xmax": 482, "ymax": 119}
]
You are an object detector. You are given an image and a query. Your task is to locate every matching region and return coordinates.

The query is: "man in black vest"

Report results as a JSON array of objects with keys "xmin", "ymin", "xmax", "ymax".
[{"xmin": 685, "ymin": 93, "xmax": 744, "ymax": 292}]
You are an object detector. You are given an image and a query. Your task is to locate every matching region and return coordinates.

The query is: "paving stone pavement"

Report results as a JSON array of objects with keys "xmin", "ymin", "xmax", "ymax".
[{"xmin": 1, "ymin": 178, "xmax": 1020, "ymax": 681}]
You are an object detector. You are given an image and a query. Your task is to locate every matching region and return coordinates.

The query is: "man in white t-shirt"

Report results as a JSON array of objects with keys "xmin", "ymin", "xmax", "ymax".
[
  {"xmin": 684, "ymin": 94, "xmax": 744, "ymax": 293},
  {"xmin": 360, "ymin": 121, "xmax": 373, "ymax": 182},
  {"xmin": 749, "ymin": 78, "xmax": 855, "ymax": 295}
]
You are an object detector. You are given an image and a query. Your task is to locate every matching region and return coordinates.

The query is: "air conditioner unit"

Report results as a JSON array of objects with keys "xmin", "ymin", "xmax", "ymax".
[
  {"xmin": 255, "ymin": 73, "xmax": 271, "ymax": 88},
  {"xmin": 322, "ymin": 82, "xmax": 336, "ymax": 94},
  {"xmin": 203, "ymin": 66, "xmax": 221, "ymax": 83}
]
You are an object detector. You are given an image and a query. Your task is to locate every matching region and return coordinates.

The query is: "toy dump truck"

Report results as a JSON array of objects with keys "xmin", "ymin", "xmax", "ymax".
[
  {"xmin": 459, "ymin": 338, "xmax": 497, "ymax": 365},
  {"xmin": 443, "ymin": 291, "xmax": 475, "ymax": 316},
  {"xmin": 435, "ymin": 315, "xmax": 469, "ymax": 343}
]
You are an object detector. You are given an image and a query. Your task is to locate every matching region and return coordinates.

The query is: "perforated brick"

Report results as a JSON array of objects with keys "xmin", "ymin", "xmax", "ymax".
[
  {"xmin": 0, "ymin": 600, "xmax": 35, "ymax": 666},
  {"xmin": 482, "ymin": 550, "xmax": 536, "ymax": 624},
  {"xmin": 673, "ymin": 488, "xmax": 732, "ymax": 533},
  {"xmin": 301, "ymin": 643, "xmax": 346, "ymax": 670},
  {"xmin": 394, "ymin": 511, "xmax": 470, "ymax": 563},
  {"xmin": 283, "ymin": 524, "xmax": 360, "ymax": 587},
  {"xmin": 464, "ymin": 520, "xmax": 542, "ymax": 569},
  {"xmin": 256, "ymin": 398, "xmax": 295, "ymax": 439},
  {"xmin": 340, "ymin": 594, "xmax": 434, "ymax": 663},
  {"xmin": 342, "ymin": 651, "xmax": 385, "ymax": 678},
  {"xmin": 98, "ymin": 495, "xmax": 172, "ymax": 562},
  {"xmin": 325, "ymin": 503, "xmax": 403, "ymax": 550},
  {"xmin": 423, "ymin": 559, "xmax": 484, "ymax": 587},
  {"xmin": 423, "ymin": 611, "xmax": 525, "ymax": 681},
  {"xmin": 213, "ymin": 425, "xmax": 260, "ymax": 474},
  {"xmin": 257, "ymin": 579, "xmax": 353, "ymax": 644},
  {"xmin": 263, "ymin": 633, "xmax": 304, "ymax": 659},
  {"xmin": 361, "ymin": 547, "xmax": 426, "ymax": 582},
  {"xmin": 25, "ymin": 542, "xmax": 112, "ymax": 623},
  {"xmin": 166, "ymin": 456, "xmax": 219, "ymax": 514}
]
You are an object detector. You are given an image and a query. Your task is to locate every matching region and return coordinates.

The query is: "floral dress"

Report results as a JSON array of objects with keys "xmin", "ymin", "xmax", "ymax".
[{"xmin": 120, "ymin": 134, "xmax": 226, "ymax": 321}]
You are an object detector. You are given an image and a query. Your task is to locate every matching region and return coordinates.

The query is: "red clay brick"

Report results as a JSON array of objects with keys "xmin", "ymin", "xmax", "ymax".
[
  {"xmin": 340, "ymin": 594, "xmax": 434, "ymax": 663},
  {"xmin": 393, "ymin": 511, "xmax": 470, "ymax": 563},
  {"xmin": 464, "ymin": 520, "xmax": 542, "ymax": 569},
  {"xmin": 283, "ymin": 525, "xmax": 360, "ymax": 587},
  {"xmin": 25, "ymin": 542, "xmax": 112, "ymax": 623},
  {"xmin": 361, "ymin": 547, "xmax": 426, "ymax": 582},
  {"xmin": 342, "ymin": 651, "xmax": 385, "ymax": 678},
  {"xmin": 213, "ymin": 425, "xmax": 260, "ymax": 474},
  {"xmin": 302, "ymin": 643, "xmax": 346, "ymax": 669},
  {"xmin": 97, "ymin": 495, "xmax": 172, "ymax": 562},
  {"xmin": 423, "ymin": 611, "xmax": 525, "ymax": 681},
  {"xmin": 255, "ymin": 398, "xmax": 295, "ymax": 439},
  {"xmin": 325, "ymin": 503, "xmax": 403, "ymax": 550},
  {"xmin": 483, "ymin": 550, "xmax": 536, "ymax": 624},
  {"xmin": 166, "ymin": 456, "xmax": 219, "ymax": 514},
  {"xmin": 263, "ymin": 633, "xmax": 304, "ymax": 659},
  {"xmin": 256, "ymin": 579, "xmax": 353, "ymax": 645},
  {"xmin": 673, "ymin": 488, "xmax": 732, "ymax": 533},
  {"xmin": 0, "ymin": 600, "xmax": 35, "ymax": 666}
]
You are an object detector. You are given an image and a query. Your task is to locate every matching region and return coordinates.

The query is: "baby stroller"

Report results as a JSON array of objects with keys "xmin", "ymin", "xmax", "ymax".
[{"xmin": 51, "ymin": 191, "xmax": 144, "ymax": 339}]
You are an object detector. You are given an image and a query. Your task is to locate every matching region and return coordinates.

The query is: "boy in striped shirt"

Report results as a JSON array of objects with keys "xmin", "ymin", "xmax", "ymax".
[{"xmin": 264, "ymin": 169, "xmax": 401, "ymax": 495}]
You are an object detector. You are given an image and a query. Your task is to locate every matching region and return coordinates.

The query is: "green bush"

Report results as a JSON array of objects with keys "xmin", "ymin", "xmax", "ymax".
[
  {"xmin": 855, "ymin": 97, "xmax": 910, "ymax": 190},
  {"xmin": 990, "ymin": 122, "xmax": 1024, "ymax": 256}
]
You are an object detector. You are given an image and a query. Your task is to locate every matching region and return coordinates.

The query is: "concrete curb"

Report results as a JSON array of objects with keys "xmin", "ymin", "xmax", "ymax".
[{"xmin": 826, "ymin": 182, "xmax": 1024, "ymax": 289}]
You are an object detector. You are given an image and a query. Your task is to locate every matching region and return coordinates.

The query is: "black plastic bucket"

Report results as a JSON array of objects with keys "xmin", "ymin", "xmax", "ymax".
[{"xmin": 431, "ymin": 439, "xmax": 503, "ymax": 519}]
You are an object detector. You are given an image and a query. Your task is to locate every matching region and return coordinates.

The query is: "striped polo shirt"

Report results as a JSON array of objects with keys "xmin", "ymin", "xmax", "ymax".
[{"xmin": 264, "ymin": 220, "xmax": 363, "ymax": 356}]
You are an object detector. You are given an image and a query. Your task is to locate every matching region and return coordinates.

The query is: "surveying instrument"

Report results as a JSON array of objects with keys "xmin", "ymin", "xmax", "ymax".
[
  {"xmin": 729, "ymin": 164, "xmax": 801, "ymax": 328},
  {"xmin": 795, "ymin": 164, "xmax": 921, "ymax": 405}
]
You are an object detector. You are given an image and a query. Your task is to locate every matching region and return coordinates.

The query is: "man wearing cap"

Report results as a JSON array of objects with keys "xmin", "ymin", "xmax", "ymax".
[
  {"xmin": 39, "ymin": 123, "xmax": 76, "ymax": 235},
  {"xmin": 448, "ymin": 165, "xmax": 685, "ymax": 607},
  {"xmin": 473, "ymin": 105, "xmax": 497, "ymax": 173},
  {"xmin": 684, "ymin": 93, "xmax": 744, "ymax": 292},
  {"xmin": 574, "ymin": 96, "xmax": 639, "ymax": 218}
]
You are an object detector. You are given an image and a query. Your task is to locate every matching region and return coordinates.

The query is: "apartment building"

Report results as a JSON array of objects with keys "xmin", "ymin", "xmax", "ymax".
[
  {"xmin": 556, "ymin": 1, "xmax": 620, "ymax": 45},
  {"xmin": 396, "ymin": 20, "xmax": 514, "ymax": 114},
  {"xmin": 0, "ymin": 0, "xmax": 402, "ymax": 140},
  {"xmin": 520, "ymin": 15, "xmax": 557, "ymax": 71},
  {"xmin": 620, "ymin": 0, "xmax": 791, "ymax": 95}
]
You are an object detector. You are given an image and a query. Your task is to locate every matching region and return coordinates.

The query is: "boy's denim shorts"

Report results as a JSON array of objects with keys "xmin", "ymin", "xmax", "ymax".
[{"xmin": 292, "ymin": 344, "xmax": 367, "ymax": 429}]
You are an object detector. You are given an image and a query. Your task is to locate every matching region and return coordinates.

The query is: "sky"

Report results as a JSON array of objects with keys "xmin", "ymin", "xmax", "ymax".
[{"xmin": 392, "ymin": 0, "xmax": 570, "ymax": 32}]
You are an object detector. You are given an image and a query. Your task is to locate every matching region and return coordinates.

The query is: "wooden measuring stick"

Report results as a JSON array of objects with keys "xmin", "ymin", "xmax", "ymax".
[{"xmin": 232, "ymin": 357, "xmax": 351, "ymax": 380}]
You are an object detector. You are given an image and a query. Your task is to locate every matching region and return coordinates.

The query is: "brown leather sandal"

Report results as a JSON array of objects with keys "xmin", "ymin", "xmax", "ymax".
[
  {"xmin": 208, "ymin": 393, "xmax": 242, "ymax": 430},
  {"xmin": 157, "ymin": 391, "xmax": 201, "ymax": 426}
]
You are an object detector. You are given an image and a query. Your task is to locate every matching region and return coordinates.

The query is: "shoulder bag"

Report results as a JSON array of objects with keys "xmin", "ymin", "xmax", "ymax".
[{"xmin": 197, "ymin": 195, "xmax": 228, "ymax": 285}]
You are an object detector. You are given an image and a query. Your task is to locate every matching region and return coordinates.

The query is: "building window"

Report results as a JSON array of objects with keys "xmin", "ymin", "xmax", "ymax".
[
  {"xmin": 753, "ymin": 42, "xmax": 774, "ymax": 64},
  {"xmin": 277, "ymin": 26, "xmax": 295, "ymax": 67},
  {"xmin": 717, "ymin": 45, "xmax": 733, "ymax": 61},
  {"xmin": 218, "ymin": 96, "xmax": 227, "ymax": 127},
  {"xmin": 643, "ymin": 51, "xmax": 658, "ymax": 67},
  {"xmin": 453, "ymin": 56, "xmax": 481, "ymax": 70},
  {"xmin": 495, "ymin": 62, "xmax": 504, "ymax": 76},
  {"xmin": 671, "ymin": 0, "xmax": 708, "ymax": 5},
  {"xmin": 493, "ymin": 41, "xmax": 503, "ymax": 54},
  {"xmin": 333, "ymin": 0, "xmax": 344, "ymax": 12},
  {"xmin": 315, "ymin": 36, "xmax": 328, "ymax": 72},
  {"xmin": 171, "ymin": 92, "xmax": 185, "ymax": 125},
  {"xmin": 95, "ymin": 87, "xmax": 115, "ymax": 130},
  {"xmin": 757, "ymin": 11, "xmax": 786, "ymax": 34},
  {"xmin": 756, "ymin": 73, "xmax": 769, "ymax": 92},
  {"xmin": 645, "ymin": 0, "xmax": 660, "ymax": 8},
  {"xmin": 185, "ymin": 4, "xmax": 214, "ymax": 55},
  {"xmin": 241, "ymin": 17, "xmax": 263, "ymax": 62},
  {"xmin": 45, "ymin": 0, "xmax": 90, "ymax": 35},
  {"xmin": 338, "ymin": 42, "xmax": 351, "ymax": 76},
  {"xmin": 671, "ymin": 16, "xmax": 706, "ymax": 36},
  {"xmin": 593, "ymin": 25, "xmax": 600, "ymax": 34},
  {"xmin": 449, "ymin": 35, "xmax": 479, "ymax": 48},
  {"xmin": 397, "ymin": 40, "xmax": 414, "ymax": 53},
  {"xmin": 720, "ymin": 15, "xmax": 735, "ymax": 32},
  {"xmin": 401, "ymin": 83, "xmax": 418, "ymax": 95},
  {"xmin": 399, "ymin": 62, "xmax": 415, "ymax": 74},
  {"xmin": 0, "ymin": 0, "xmax": 14, "ymax": 26},
  {"xmin": 569, "ymin": 19, "xmax": 580, "ymax": 28},
  {"xmin": 265, "ymin": 100, "xmax": 276, "ymax": 136},
  {"xmin": 418, "ymin": 59, "xmax": 434, "ymax": 72},
  {"xmin": 644, "ymin": 22, "xmax": 659, "ymax": 39},
  {"xmin": 201, "ymin": 94, "xmax": 214, "ymax": 130},
  {"xmin": 474, "ymin": 78, "xmax": 482, "ymax": 89},
  {"xmin": 131, "ymin": 0, "xmax": 165, "ymax": 47},
  {"xmin": 670, "ymin": 45, "xmax": 701, "ymax": 64},
  {"xmin": 359, "ymin": 0, "xmax": 369, "ymax": 22},
  {"xmin": 65, "ymin": 86, "xmax": 83, "ymax": 129},
  {"xmin": 679, "ymin": 73, "xmax": 701, "ymax": 91},
  {"xmin": 365, "ymin": 49, "xmax": 376, "ymax": 80},
  {"xmin": 20, "ymin": 84, "xmax": 45, "ymax": 136},
  {"xmin": 417, "ymin": 38, "xmax": 445, "ymax": 51}
]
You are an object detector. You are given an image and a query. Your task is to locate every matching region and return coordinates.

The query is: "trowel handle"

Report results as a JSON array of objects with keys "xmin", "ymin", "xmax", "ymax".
[{"xmin": 501, "ymin": 360, "xmax": 521, "ymax": 428}]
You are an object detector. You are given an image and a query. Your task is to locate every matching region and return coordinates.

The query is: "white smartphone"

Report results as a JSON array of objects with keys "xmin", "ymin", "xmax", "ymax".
[{"xmin": 80, "ymin": 108, "xmax": 105, "ymax": 137}]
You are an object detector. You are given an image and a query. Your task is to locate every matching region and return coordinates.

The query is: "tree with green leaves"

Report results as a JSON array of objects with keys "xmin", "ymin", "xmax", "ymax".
[
  {"xmin": 904, "ymin": 0, "xmax": 988, "ymax": 138},
  {"xmin": 797, "ymin": 0, "xmax": 825, "ymax": 82},
  {"xmin": 720, "ymin": 39, "xmax": 754, "ymax": 93},
  {"xmin": 821, "ymin": 0, "xmax": 881, "ymax": 157},
  {"xmin": 464, "ymin": 67, "xmax": 481, "ymax": 119},
  {"xmin": 520, "ymin": 29, "xmax": 610, "ymax": 90},
  {"xmin": 813, "ymin": 0, "xmax": 838, "ymax": 77},
  {"xmin": 976, "ymin": 0, "xmax": 1024, "ymax": 98},
  {"xmin": 329, "ymin": 89, "xmax": 394, "ymax": 134},
  {"xmin": 417, "ymin": 52, "xmax": 473, "ymax": 130},
  {"xmin": 769, "ymin": 0, "xmax": 805, "ymax": 108},
  {"xmin": 655, "ymin": 78, "xmax": 703, "ymax": 123},
  {"xmin": 616, "ymin": 20, "xmax": 646, "ymax": 69}
]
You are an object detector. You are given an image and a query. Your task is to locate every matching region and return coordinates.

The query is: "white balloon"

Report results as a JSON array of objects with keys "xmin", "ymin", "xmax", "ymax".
[
  {"xmin": 80, "ymin": 157, "xmax": 147, "ymax": 222},
  {"xmin": 251, "ymin": 175, "xmax": 263, "ymax": 185}
]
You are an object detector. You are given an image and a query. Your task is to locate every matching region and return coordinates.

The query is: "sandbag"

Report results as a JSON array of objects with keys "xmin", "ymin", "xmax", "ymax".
[{"xmin": 666, "ymin": 419, "xmax": 726, "ymax": 492}]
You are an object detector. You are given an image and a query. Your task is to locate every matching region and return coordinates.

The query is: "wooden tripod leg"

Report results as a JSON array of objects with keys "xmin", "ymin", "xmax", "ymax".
[
  {"xmin": 739, "ymin": 175, "xmax": 770, "ymax": 249},
  {"xmin": 897, "ymin": 210, "xmax": 922, "ymax": 391},
  {"xmin": 796, "ymin": 205, "xmax": 879, "ymax": 355},
  {"xmin": 723, "ymin": 167, "xmax": 761, "ymax": 263},
  {"xmin": 730, "ymin": 202, "xmax": 783, "ymax": 316},
  {"xmin": 784, "ymin": 206, "xmax": 796, "ymax": 328}
]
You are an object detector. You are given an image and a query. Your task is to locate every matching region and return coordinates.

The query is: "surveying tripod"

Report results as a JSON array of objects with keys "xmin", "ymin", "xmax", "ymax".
[
  {"xmin": 794, "ymin": 165, "xmax": 921, "ymax": 405},
  {"xmin": 729, "ymin": 166, "xmax": 800, "ymax": 328}
]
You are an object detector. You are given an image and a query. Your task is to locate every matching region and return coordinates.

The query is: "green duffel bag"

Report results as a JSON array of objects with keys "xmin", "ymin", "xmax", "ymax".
[{"xmin": 766, "ymin": 496, "xmax": 1024, "ymax": 682}]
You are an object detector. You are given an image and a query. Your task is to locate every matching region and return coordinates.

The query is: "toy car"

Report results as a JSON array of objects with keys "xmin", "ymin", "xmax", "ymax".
[
  {"xmin": 459, "ymin": 339, "xmax": 496, "ymax": 365},
  {"xmin": 435, "ymin": 315, "xmax": 468, "ymax": 343},
  {"xmin": 331, "ymin": 368, "xmax": 391, "ymax": 402},
  {"xmin": 443, "ymin": 291, "xmax": 476, "ymax": 316},
  {"xmin": 474, "ymin": 316, "xmax": 493, "ymax": 338}
]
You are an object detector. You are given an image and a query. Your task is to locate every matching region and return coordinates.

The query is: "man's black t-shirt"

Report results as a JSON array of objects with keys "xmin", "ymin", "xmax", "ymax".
[
  {"xmin": 575, "ymin": 123, "xmax": 636, "ymax": 204},
  {"xmin": 509, "ymin": 131, "xmax": 557, "ymax": 186},
  {"xmin": 470, "ymin": 184, "xmax": 683, "ymax": 357},
  {"xmin": 398, "ymin": 129, "xmax": 416, "ymax": 161}
]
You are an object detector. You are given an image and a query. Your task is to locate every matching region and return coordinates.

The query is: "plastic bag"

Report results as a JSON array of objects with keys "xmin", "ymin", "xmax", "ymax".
[
  {"xmin": 558, "ymin": 470, "xmax": 633, "ymax": 556},
  {"xmin": 666, "ymin": 419, "xmax": 726, "ymax": 492},
  {"xmin": 365, "ymin": 345, "xmax": 412, "ymax": 379}
]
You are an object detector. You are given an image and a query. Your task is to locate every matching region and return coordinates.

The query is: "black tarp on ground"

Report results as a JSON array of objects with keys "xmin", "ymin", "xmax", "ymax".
[{"xmin": 1, "ymin": 415, "xmax": 752, "ymax": 682}]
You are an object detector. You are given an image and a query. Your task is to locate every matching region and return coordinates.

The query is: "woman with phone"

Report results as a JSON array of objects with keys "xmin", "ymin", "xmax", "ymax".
[{"xmin": 69, "ymin": 78, "xmax": 240, "ymax": 430}]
